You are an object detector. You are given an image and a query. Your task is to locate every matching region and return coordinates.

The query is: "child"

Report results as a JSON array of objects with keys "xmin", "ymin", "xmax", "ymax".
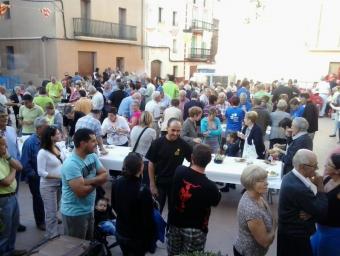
[
  {"xmin": 223, "ymin": 132, "xmax": 240, "ymax": 157},
  {"xmin": 94, "ymin": 197, "xmax": 116, "ymax": 236}
]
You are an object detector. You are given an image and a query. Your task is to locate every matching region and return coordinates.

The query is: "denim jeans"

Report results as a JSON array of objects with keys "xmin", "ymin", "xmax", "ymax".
[
  {"xmin": 40, "ymin": 185, "xmax": 60, "ymax": 238},
  {"xmin": 0, "ymin": 195, "xmax": 19, "ymax": 256},
  {"xmin": 27, "ymin": 175, "xmax": 45, "ymax": 226},
  {"xmin": 62, "ymin": 213, "xmax": 94, "ymax": 240}
]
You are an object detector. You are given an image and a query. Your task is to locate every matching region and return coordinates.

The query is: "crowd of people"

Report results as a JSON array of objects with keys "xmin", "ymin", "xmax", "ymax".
[{"xmin": 0, "ymin": 68, "xmax": 339, "ymax": 256}]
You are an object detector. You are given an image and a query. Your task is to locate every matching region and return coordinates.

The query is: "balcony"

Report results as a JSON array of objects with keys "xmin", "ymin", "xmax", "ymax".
[
  {"xmin": 73, "ymin": 18, "xmax": 137, "ymax": 41},
  {"xmin": 186, "ymin": 48, "xmax": 211, "ymax": 61},
  {"xmin": 191, "ymin": 20, "xmax": 213, "ymax": 32}
]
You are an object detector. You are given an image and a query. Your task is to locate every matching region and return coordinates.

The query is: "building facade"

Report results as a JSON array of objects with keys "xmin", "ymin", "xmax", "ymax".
[
  {"xmin": 0, "ymin": 0, "xmax": 144, "ymax": 85},
  {"xmin": 0, "ymin": 0, "xmax": 219, "ymax": 85},
  {"xmin": 143, "ymin": 0, "xmax": 220, "ymax": 81}
]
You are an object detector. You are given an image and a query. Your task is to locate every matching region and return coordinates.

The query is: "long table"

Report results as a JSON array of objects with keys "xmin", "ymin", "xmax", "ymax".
[
  {"xmin": 98, "ymin": 146, "xmax": 282, "ymax": 190},
  {"xmin": 18, "ymin": 138, "xmax": 282, "ymax": 189}
]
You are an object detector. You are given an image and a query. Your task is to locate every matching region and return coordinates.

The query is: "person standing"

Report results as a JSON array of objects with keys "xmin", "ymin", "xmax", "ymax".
[
  {"xmin": 316, "ymin": 77, "xmax": 330, "ymax": 117},
  {"xmin": 37, "ymin": 126, "xmax": 64, "ymax": 238},
  {"xmin": 183, "ymin": 91, "xmax": 204, "ymax": 121},
  {"xmin": 300, "ymin": 93, "xmax": 319, "ymax": 141},
  {"xmin": 33, "ymin": 87, "xmax": 54, "ymax": 111},
  {"xmin": 160, "ymin": 99, "xmax": 182, "ymax": 136},
  {"xmin": 61, "ymin": 128, "xmax": 108, "ymax": 240},
  {"xmin": 62, "ymin": 106, "xmax": 85, "ymax": 139},
  {"xmin": 163, "ymin": 75, "xmax": 179, "ymax": 99},
  {"xmin": 277, "ymin": 149, "xmax": 328, "ymax": 256},
  {"xmin": 21, "ymin": 117, "xmax": 49, "ymax": 231},
  {"xmin": 19, "ymin": 94, "xmax": 44, "ymax": 135},
  {"xmin": 46, "ymin": 77, "xmax": 63, "ymax": 104},
  {"xmin": 111, "ymin": 152, "xmax": 156, "ymax": 255},
  {"xmin": 146, "ymin": 118, "xmax": 192, "ymax": 213},
  {"xmin": 0, "ymin": 137, "xmax": 26, "ymax": 256},
  {"xmin": 311, "ymin": 153, "xmax": 340, "ymax": 256},
  {"xmin": 233, "ymin": 165, "xmax": 276, "ymax": 256},
  {"xmin": 167, "ymin": 144, "xmax": 221, "ymax": 255}
]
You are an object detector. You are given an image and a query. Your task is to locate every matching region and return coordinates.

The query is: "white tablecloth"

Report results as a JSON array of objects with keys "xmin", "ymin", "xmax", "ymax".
[
  {"xmin": 98, "ymin": 146, "xmax": 282, "ymax": 189},
  {"xmin": 18, "ymin": 138, "xmax": 282, "ymax": 189}
]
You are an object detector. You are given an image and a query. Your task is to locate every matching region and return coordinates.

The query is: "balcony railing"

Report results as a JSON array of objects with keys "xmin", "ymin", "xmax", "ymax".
[
  {"xmin": 73, "ymin": 18, "xmax": 137, "ymax": 41},
  {"xmin": 187, "ymin": 48, "xmax": 211, "ymax": 60},
  {"xmin": 191, "ymin": 20, "xmax": 213, "ymax": 31}
]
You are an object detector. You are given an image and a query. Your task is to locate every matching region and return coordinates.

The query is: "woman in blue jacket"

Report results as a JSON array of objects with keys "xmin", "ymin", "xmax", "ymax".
[{"xmin": 201, "ymin": 108, "xmax": 222, "ymax": 154}]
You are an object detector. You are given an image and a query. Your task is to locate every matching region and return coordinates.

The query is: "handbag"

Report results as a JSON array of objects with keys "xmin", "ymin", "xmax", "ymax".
[{"xmin": 132, "ymin": 127, "xmax": 148, "ymax": 152}]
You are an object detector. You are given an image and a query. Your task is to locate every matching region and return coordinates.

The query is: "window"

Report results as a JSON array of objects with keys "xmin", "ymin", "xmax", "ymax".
[
  {"xmin": 172, "ymin": 11, "xmax": 177, "ymax": 26},
  {"xmin": 158, "ymin": 7, "xmax": 163, "ymax": 23},
  {"xmin": 1, "ymin": 1, "xmax": 10, "ymax": 19},
  {"xmin": 172, "ymin": 39, "xmax": 177, "ymax": 53},
  {"xmin": 116, "ymin": 57, "xmax": 125, "ymax": 72},
  {"xmin": 173, "ymin": 66, "xmax": 178, "ymax": 77},
  {"xmin": 6, "ymin": 46, "xmax": 14, "ymax": 70}
]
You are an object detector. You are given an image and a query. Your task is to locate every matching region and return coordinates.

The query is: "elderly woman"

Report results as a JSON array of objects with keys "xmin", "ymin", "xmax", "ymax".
[
  {"xmin": 181, "ymin": 106, "xmax": 203, "ymax": 147},
  {"xmin": 269, "ymin": 99, "xmax": 291, "ymax": 148},
  {"xmin": 129, "ymin": 100, "xmax": 142, "ymax": 129},
  {"xmin": 238, "ymin": 111, "xmax": 265, "ymax": 159},
  {"xmin": 233, "ymin": 165, "xmax": 276, "ymax": 256},
  {"xmin": 311, "ymin": 153, "xmax": 340, "ymax": 256},
  {"xmin": 101, "ymin": 107, "xmax": 130, "ymax": 146},
  {"xmin": 178, "ymin": 89, "xmax": 189, "ymax": 113},
  {"xmin": 201, "ymin": 108, "xmax": 222, "ymax": 153}
]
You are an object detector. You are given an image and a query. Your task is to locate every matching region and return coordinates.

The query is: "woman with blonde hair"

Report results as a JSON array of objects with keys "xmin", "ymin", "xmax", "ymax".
[
  {"xmin": 181, "ymin": 106, "xmax": 203, "ymax": 147},
  {"xmin": 130, "ymin": 111, "xmax": 157, "ymax": 184},
  {"xmin": 238, "ymin": 111, "xmax": 265, "ymax": 159},
  {"xmin": 233, "ymin": 165, "xmax": 276, "ymax": 256}
]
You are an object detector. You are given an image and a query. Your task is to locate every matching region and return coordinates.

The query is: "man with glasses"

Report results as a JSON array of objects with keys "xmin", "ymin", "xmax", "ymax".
[{"xmin": 278, "ymin": 149, "xmax": 328, "ymax": 256}]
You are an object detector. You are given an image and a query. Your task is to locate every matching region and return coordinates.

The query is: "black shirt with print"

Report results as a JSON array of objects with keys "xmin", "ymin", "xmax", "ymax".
[
  {"xmin": 145, "ymin": 136, "xmax": 192, "ymax": 184},
  {"xmin": 168, "ymin": 166, "xmax": 221, "ymax": 233}
]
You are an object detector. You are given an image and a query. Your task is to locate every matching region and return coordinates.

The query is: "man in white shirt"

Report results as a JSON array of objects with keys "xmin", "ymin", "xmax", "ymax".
[
  {"xmin": 145, "ymin": 91, "xmax": 161, "ymax": 137},
  {"xmin": 316, "ymin": 78, "xmax": 330, "ymax": 117},
  {"xmin": 89, "ymin": 86, "xmax": 104, "ymax": 111},
  {"xmin": 161, "ymin": 99, "xmax": 182, "ymax": 135},
  {"xmin": 278, "ymin": 149, "xmax": 328, "ymax": 256}
]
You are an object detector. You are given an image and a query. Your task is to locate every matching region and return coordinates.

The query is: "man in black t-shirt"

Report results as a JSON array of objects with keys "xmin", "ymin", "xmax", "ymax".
[
  {"xmin": 167, "ymin": 144, "xmax": 221, "ymax": 255},
  {"xmin": 62, "ymin": 106, "xmax": 85, "ymax": 138},
  {"xmin": 146, "ymin": 118, "xmax": 192, "ymax": 213}
]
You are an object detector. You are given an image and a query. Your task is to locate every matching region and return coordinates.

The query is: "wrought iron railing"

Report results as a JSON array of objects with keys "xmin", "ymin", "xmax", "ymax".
[
  {"xmin": 73, "ymin": 18, "xmax": 137, "ymax": 41},
  {"xmin": 191, "ymin": 19, "xmax": 213, "ymax": 31},
  {"xmin": 187, "ymin": 48, "xmax": 211, "ymax": 59}
]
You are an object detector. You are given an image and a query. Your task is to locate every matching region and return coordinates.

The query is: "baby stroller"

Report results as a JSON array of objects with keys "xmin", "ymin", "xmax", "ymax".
[{"xmin": 94, "ymin": 219, "xmax": 119, "ymax": 256}]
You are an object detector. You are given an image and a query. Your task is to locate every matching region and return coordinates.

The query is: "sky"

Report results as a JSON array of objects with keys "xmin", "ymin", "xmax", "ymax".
[{"xmin": 214, "ymin": 0, "xmax": 338, "ymax": 83}]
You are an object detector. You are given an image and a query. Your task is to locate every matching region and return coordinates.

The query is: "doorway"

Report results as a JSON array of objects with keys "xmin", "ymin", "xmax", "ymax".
[
  {"xmin": 116, "ymin": 57, "xmax": 125, "ymax": 72},
  {"xmin": 151, "ymin": 60, "xmax": 161, "ymax": 79},
  {"xmin": 78, "ymin": 51, "xmax": 95, "ymax": 77}
]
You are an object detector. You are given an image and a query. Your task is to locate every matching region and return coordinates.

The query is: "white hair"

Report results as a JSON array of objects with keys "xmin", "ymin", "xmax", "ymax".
[
  {"xmin": 152, "ymin": 91, "xmax": 161, "ymax": 100},
  {"xmin": 88, "ymin": 85, "xmax": 97, "ymax": 95},
  {"xmin": 292, "ymin": 149, "xmax": 314, "ymax": 169},
  {"xmin": 292, "ymin": 117, "xmax": 309, "ymax": 132},
  {"xmin": 34, "ymin": 116, "xmax": 48, "ymax": 129}
]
